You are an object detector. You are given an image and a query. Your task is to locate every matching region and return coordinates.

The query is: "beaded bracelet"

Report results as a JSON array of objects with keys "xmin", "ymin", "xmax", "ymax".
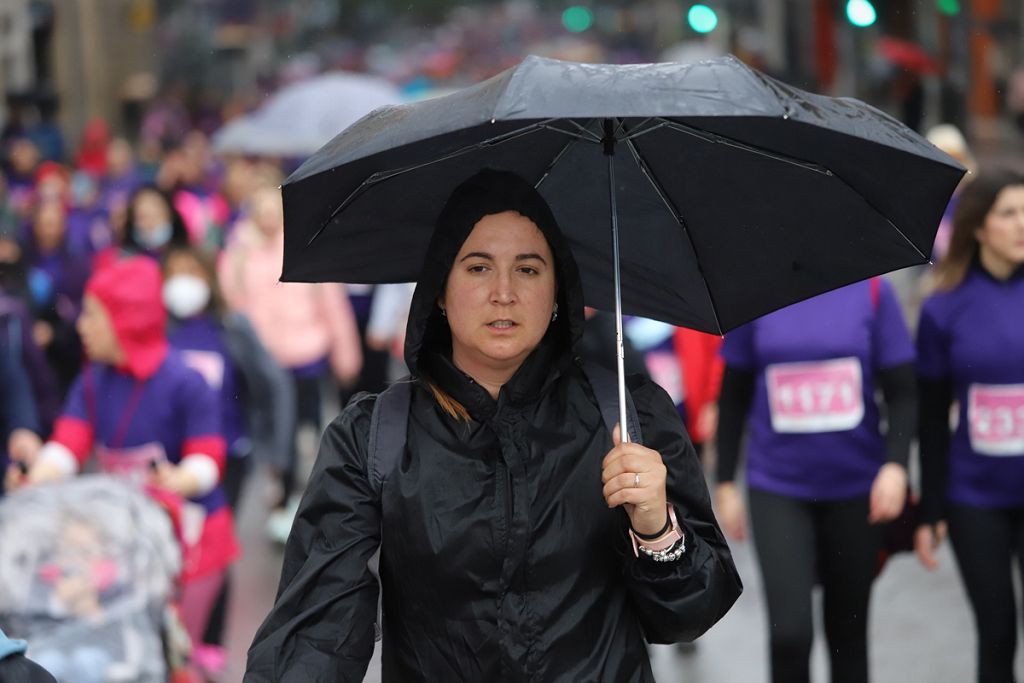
[
  {"xmin": 637, "ymin": 536, "xmax": 686, "ymax": 563},
  {"xmin": 628, "ymin": 504, "xmax": 685, "ymax": 560}
]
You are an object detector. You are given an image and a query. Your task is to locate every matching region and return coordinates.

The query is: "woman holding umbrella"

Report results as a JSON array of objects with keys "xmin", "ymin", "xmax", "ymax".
[
  {"xmin": 245, "ymin": 169, "xmax": 742, "ymax": 681},
  {"xmin": 915, "ymin": 168, "xmax": 1024, "ymax": 683}
]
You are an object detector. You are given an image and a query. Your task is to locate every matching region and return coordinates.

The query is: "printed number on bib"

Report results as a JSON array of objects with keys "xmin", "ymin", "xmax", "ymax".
[
  {"xmin": 766, "ymin": 357, "xmax": 864, "ymax": 434},
  {"xmin": 968, "ymin": 384, "xmax": 1024, "ymax": 456}
]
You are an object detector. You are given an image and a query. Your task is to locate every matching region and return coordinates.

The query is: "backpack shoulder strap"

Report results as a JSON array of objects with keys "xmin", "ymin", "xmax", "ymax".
[
  {"xmin": 366, "ymin": 378, "xmax": 413, "ymax": 497},
  {"xmin": 580, "ymin": 360, "xmax": 643, "ymax": 445}
]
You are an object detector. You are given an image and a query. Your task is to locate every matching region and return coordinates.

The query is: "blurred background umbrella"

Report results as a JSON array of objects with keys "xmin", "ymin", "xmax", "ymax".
[
  {"xmin": 876, "ymin": 36, "xmax": 941, "ymax": 75},
  {"xmin": 278, "ymin": 55, "xmax": 965, "ymax": 433},
  {"xmin": 211, "ymin": 72, "xmax": 402, "ymax": 158}
]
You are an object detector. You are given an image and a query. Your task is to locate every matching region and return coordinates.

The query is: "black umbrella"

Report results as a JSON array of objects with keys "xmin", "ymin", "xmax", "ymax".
[{"xmin": 280, "ymin": 55, "xmax": 964, "ymax": 437}]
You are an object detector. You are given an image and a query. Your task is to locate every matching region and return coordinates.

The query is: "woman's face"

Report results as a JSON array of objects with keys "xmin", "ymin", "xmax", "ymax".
[
  {"xmin": 250, "ymin": 188, "xmax": 284, "ymax": 237},
  {"xmin": 977, "ymin": 185, "xmax": 1024, "ymax": 269},
  {"xmin": 441, "ymin": 211, "xmax": 557, "ymax": 379},
  {"xmin": 76, "ymin": 294, "xmax": 123, "ymax": 364},
  {"xmin": 164, "ymin": 250, "xmax": 206, "ymax": 282},
  {"xmin": 33, "ymin": 201, "xmax": 66, "ymax": 252},
  {"xmin": 132, "ymin": 190, "xmax": 171, "ymax": 238}
]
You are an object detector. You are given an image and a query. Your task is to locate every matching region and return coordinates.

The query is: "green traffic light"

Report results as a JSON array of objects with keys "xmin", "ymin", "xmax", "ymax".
[
  {"xmin": 687, "ymin": 4, "xmax": 718, "ymax": 34},
  {"xmin": 846, "ymin": 0, "xmax": 877, "ymax": 27},
  {"xmin": 562, "ymin": 6, "xmax": 594, "ymax": 33},
  {"xmin": 937, "ymin": 0, "xmax": 960, "ymax": 15}
]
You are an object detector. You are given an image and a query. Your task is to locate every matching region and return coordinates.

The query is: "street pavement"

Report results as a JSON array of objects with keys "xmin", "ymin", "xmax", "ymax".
[{"xmin": 222, "ymin": 459, "xmax": 1020, "ymax": 682}]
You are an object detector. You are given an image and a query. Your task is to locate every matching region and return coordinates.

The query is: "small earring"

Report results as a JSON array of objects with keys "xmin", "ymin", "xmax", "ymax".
[
  {"xmin": 440, "ymin": 307, "xmax": 447, "ymax": 318},
  {"xmin": 551, "ymin": 303, "xmax": 559, "ymax": 322}
]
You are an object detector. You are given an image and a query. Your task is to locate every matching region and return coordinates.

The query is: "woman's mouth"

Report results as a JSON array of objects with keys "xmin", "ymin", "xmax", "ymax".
[{"xmin": 487, "ymin": 320, "xmax": 517, "ymax": 329}]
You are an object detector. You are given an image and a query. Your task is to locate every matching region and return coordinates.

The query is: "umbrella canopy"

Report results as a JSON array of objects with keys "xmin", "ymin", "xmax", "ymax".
[
  {"xmin": 280, "ymin": 55, "xmax": 964, "ymax": 335},
  {"xmin": 212, "ymin": 72, "xmax": 402, "ymax": 157}
]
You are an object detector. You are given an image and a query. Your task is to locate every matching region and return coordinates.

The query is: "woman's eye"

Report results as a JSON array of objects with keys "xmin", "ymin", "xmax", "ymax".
[
  {"xmin": 518, "ymin": 267, "xmax": 538, "ymax": 275},
  {"xmin": 467, "ymin": 265, "xmax": 488, "ymax": 273}
]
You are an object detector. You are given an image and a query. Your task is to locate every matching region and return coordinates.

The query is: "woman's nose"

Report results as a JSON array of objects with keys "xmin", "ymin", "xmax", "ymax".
[{"xmin": 491, "ymin": 272, "xmax": 516, "ymax": 304}]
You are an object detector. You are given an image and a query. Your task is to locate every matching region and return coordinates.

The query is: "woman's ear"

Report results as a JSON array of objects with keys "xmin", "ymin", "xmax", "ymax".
[{"xmin": 974, "ymin": 225, "xmax": 987, "ymax": 246}]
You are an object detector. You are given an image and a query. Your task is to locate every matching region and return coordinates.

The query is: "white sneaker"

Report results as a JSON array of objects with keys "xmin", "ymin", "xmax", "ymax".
[{"xmin": 266, "ymin": 496, "xmax": 300, "ymax": 544}]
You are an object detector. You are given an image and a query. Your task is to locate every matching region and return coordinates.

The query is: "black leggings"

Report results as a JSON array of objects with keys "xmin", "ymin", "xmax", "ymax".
[
  {"xmin": 948, "ymin": 503, "xmax": 1024, "ymax": 683},
  {"xmin": 749, "ymin": 488, "xmax": 883, "ymax": 683},
  {"xmin": 280, "ymin": 374, "xmax": 324, "ymax": 504}
]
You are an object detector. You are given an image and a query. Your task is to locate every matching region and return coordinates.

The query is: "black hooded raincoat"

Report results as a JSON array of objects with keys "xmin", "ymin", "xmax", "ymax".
[{"xmin": 245, "ymin": 171, "xmax": 742, "ymax": 682}]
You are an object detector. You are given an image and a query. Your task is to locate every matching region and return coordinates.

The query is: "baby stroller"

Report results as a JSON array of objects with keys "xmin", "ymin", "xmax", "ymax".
[{"xmin": 0, "ymin": 476, "xmax": 182, "ymax": 683}]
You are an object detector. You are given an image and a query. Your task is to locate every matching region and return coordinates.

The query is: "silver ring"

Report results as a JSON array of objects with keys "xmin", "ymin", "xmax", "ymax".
[{"xmin": 634, "ymin": 472, "xmax": 641, "ymax": 488}]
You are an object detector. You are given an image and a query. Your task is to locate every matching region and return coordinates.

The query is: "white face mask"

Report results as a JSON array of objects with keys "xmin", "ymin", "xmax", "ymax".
[{"xmin": 163, "ymin": 274, "xmax": 211, "ymax": 319}]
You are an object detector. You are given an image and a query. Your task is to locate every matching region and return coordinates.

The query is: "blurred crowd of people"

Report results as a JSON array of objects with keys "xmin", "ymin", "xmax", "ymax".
[
  {"xmin": 0, "ymin": 45, "xmax": 1022, "ymax": 680},
  {"xmin": 0, "ymin": 90, "xmax": 417, "ymax": 679}
]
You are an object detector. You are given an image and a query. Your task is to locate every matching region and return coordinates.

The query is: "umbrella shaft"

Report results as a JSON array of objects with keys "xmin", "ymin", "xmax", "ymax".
[{"xmin": 605, "ymin": 130, "xmax": 630, "ymax": 444}]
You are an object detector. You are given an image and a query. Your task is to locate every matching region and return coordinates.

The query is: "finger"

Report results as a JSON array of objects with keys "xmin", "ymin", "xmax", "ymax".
[
  {"xmin": 603, "ymin": 471, "xmax": 650, "ymax": 501},
  {"xmin": 605, "ymin": 485, "xmax": 660, "ymax": 509},
  {"xmin": 612, "ymin": 423, "xmax": 621, "ymax": 446},
  {"xmin": 602, "ymin": 441, "xmax": 651, "ymax": 469},
  {"xmin": 868, "ymin": 486, "xmax": 884, "ymax": 523},
  {"xmin": 914, "ymin": 528, "xmax": 939, "ymax": 570},
  {"xmin": 936, "ymin": 521, "xmax": 948, "ymax": 544},
  {"xmin": 601, "ymin": 453, "xmax": 648, "ymax": 483}
]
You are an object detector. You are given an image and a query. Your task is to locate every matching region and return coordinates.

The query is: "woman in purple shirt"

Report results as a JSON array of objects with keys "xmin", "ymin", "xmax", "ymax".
[
  {"xmin": 915, "ymin": 168, "xmax": 1024, "ymax": 683},
  {"xmin": 715, "ymin": 279, "xmax": 916, "ymax": 683}
]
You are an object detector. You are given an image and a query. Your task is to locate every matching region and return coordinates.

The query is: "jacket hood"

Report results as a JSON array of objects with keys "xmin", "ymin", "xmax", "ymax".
[
  {"xmin": 85, "ymin": 255, "xmax": 168, "ymax": 379},
  {"xmin": 404, "ymin": 169, "xmax": 585, "ymax": 377}
]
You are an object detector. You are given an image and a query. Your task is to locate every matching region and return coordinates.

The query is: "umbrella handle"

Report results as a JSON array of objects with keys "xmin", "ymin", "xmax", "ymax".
[{"xmin": 605, "ymin": 121, "xmax": 631, "ymax": 444}]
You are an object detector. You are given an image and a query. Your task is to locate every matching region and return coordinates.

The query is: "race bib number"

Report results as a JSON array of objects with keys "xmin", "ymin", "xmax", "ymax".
[
  {"xmin": 182, "ymin": 350, "xmax": 226, "ymax": 390},
  {"xmin": 96, "ymin": 442, "xmax": 168, "ymax": 487},
  {"xmin": 766, "ymin": 357, "xmax": 864, "ymax": 434},
  {"xmin": 967, "ymin": 384, "xmax": 1024, "ymax": 456}
]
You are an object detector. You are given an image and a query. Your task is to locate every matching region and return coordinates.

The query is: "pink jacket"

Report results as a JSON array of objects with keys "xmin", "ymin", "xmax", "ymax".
[{"xmin": 218, "ymin": 227, "xmax": 362, "ymax": 384}]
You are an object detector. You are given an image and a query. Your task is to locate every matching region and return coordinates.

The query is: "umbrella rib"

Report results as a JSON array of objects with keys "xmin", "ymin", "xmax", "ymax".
[
  {"xmin": 619, "ymin": 120, "xmax": 668, "ymax": 142},
  {"xmin": 659, "ymin": 119, "xmax": 832, "ymax": 176},
  {"xmin": 534, "ymin": 132, "xmax": 586, "ymax": 191},
  {"xmin": 559, "ymin": 119, "xmax": 603, "ymax": 144},
  {"xmin": 826, "ymin": 172, "xmax": 931, "ymax": 261},
  {"xmin": 539, "ymin": 121, "xmax": 602, "ymax": 144},
  {"xmin": 623, "ymin": 135, "xmax": 724, "ymax": 335},
  {"xmin": 304, "ymin": 120, "xmax": 559, "ymax": 248}
]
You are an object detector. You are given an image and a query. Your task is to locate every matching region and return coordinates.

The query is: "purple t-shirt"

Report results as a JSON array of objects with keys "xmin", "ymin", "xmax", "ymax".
[
  {"xmin": 62, "ymin": 352, "xmax": 227, "ymax": 514},
  {"xmin": 721, "ymin": 279, "xmax": 915, "ymax": 500},
  {"xmin": 168, "ymin": 315, "xmax": 247, "ymax": 457},
  {"xmin": 917, "ymin": 267, "xmax": 1024, "ymax": 508}
]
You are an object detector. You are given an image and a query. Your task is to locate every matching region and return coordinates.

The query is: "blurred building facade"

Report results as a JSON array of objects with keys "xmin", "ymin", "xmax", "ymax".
[
  {"xmin": 1, "ymin": 0, "xmax": 1023, "ymax": 153},
  {"xmin": 0, "ymin": 0, "xmax": 34, "ymax": 98}
]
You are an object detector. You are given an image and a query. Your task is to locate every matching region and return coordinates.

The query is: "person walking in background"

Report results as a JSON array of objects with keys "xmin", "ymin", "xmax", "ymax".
[
  {"xmin": 673, "ymin": 327, "xmax": 724, "ymax": 461},
  {"xmin": 924, "ymin": 124, "xmax": 976, "ymax": 264},
  {"xmin": 915, "ymin": 168, "xmax": 1024, "ymax": 683},
  {"xmin": 219, "ymin": 185, "xmax": 361, "ymax": 542},
  {"xmin": 162, "ymin": 244, "xmax": 294, "ymax": 676},
  {"xmin": 0, "ymin": 233, "xmax": 61, "ymax": 435},
  {"xmin": 715, "ymin": 278, "xmax": 916, "ymax": 683},
  {"xmin": 92, "ymin": 185, "xmax": 190, "ymax": 272},
  {"xmin": 8, "ymin": 256, "xmax": 240, "ymax": 651},
  {"xmin": 0, "ymin": 326, "xmax": 42, "ymax": 495},
  {"xmin": 22, "ymin": 199, "xmax": 89, "ymax": 393}
]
